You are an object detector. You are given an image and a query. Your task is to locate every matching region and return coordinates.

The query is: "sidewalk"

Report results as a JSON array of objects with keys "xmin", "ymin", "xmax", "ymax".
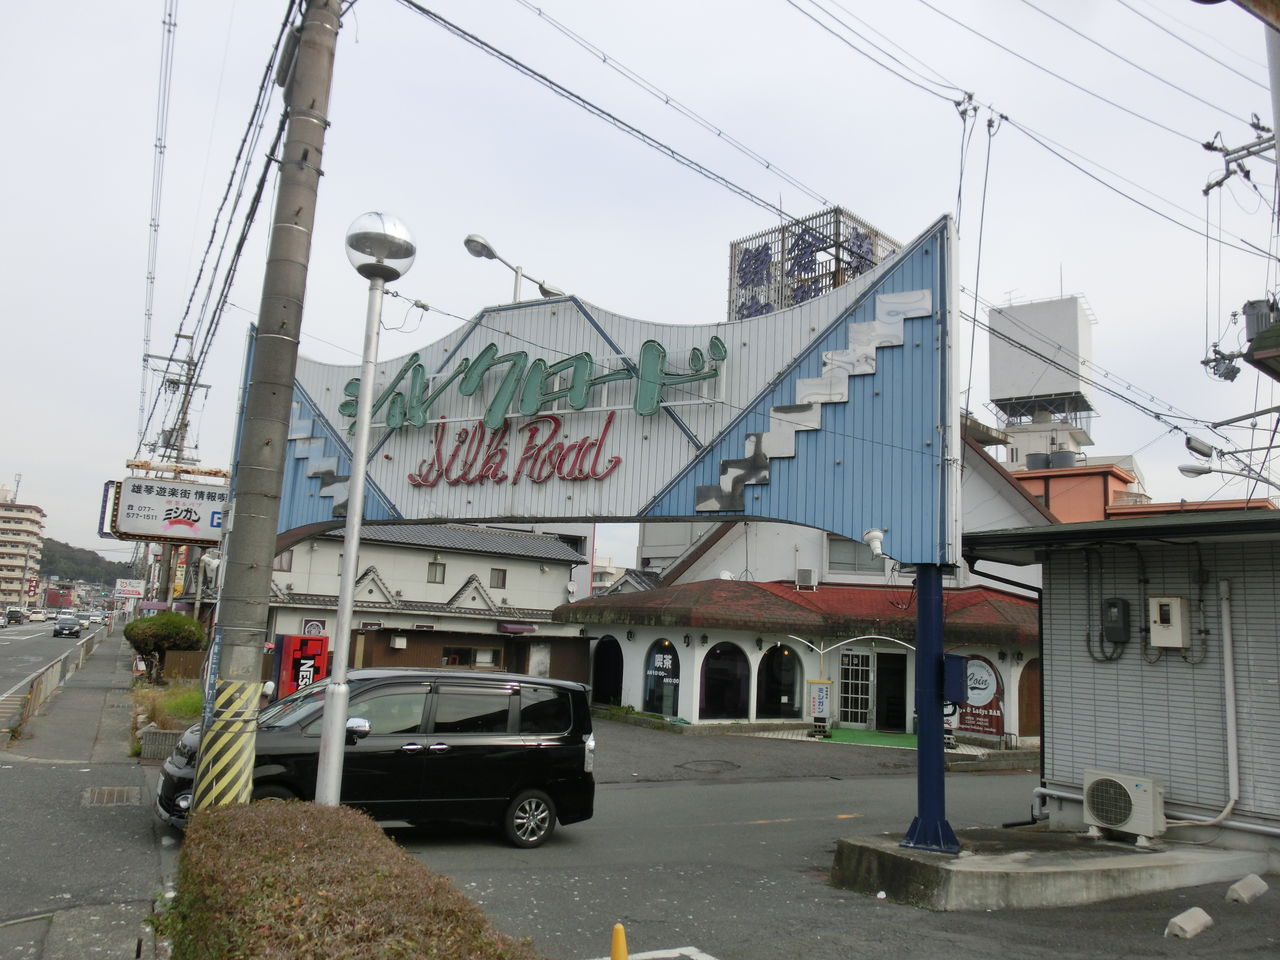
[{"xmin": 0, "ymin": 628, "xmax": 168, "ymax": 959}]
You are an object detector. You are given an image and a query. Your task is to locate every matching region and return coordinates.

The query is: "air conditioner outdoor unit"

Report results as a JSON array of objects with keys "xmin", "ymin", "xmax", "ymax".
[
  {"xmin": 796, "ymin": 568, "xmax": 817, "ymax": 590},
  {"xmin": 389, "ymin": 636, "xmax": 408, "ymax": 650},
  {"xmin": 1082, "ymin": 769, "xmax": 1166, "ymax": 840}
]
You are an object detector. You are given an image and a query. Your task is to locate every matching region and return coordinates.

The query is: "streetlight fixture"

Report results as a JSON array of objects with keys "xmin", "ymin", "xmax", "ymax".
[
  {"xmin": 1177, "ymin": 462, "xmax": 1280, "ymax": 491},
  {"xmin": 314, "ymin": 211, "xmax": 416, "ymax": 807},
  {"xmin": 463, "ymin": 233, "xmax": 563, "ymax": 302}
]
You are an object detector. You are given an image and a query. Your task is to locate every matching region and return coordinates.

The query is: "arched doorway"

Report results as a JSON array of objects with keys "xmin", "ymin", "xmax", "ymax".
[
  {"xmin": 592, "ymin": 636, "xmax": 623, "ymax": 706},
  {"xmin": 756, "ymin": 643, "xmax": 802, "ymax": 719},
  {"xmin": 642, "ymin": 639, "xmax": 681, "ymax": 716},
  {"xmin": 700, "ymin": 642, "xmax": 750, "ymax": 720},
  {"xmin": 1018, "ymin": 657, "xmax": 1041, "ymax": 737}
]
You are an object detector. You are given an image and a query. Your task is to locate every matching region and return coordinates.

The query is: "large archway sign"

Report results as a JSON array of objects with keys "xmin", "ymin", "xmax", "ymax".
[
  {"xmin": 252, "ymin": 214, "xmax": 961, "ymax": 852},
  {"xmin": 271, "ymin": 215, "xmax": 959, "ymax": 567}
]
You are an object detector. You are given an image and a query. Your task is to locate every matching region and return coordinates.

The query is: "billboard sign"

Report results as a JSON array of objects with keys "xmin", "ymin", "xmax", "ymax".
[
  {"xmin": 264, "ymin": 217, "xmax": 958, "ymax": 565},
  {"xmin": 115, "ymin": 579, "xmax": 145, "ymax": 599},
  {"xmin": 110, "ymin": 479, "xmax": 227, "ymax": 546}
]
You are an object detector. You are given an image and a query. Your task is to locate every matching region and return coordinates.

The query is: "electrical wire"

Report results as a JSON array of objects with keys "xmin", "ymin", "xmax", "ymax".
[
  {"xmin": 1018, "ymin": 0, "xmax": 1257, "ymax": 126},
  {"xmin": 1006, "ymin": 118, "xmax": 1277, "ymax": 262},
  {"xmin": 1116, "ymin": 0, "xmax": 1267, "ymax": 90},
  {"xmin": 911, "ymin": 0, "xmax": 1205, "ymax": 145},
  {"xmin": 510, "ymin": 0, "xmax": 835, "ymax": 209},
  {"xmin": 135, "ymin": 0, "xmax": 299, "ymax": 462}
]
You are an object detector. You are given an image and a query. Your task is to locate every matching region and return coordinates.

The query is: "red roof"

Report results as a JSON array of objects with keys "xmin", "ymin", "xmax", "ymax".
[{"xmin": 555, "ymin": 580, "xmax": 1038, "ymax": 646}]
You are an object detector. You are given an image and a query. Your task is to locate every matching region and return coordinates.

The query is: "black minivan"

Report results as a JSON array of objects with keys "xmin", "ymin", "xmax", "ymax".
[{"xmin": 156, "ymin": 669, "xmax": 595, "ymax": 847}]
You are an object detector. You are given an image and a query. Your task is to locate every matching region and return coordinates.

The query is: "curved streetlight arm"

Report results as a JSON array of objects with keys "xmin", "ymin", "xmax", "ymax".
[{"xmin": 1178, "ymin": 463, "xmax": 1280, "ymax": 491}]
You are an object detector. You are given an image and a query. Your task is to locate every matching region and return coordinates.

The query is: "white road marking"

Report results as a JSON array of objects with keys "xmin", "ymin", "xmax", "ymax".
[{"xmin": 584, "ymin": 949, "xmax": 719, "ymax": 960}]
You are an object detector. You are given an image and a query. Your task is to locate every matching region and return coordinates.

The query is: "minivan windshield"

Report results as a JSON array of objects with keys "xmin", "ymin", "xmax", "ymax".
[{"xmin": 258, "ymin": 680, "xmax": 331, "ymax": 729}]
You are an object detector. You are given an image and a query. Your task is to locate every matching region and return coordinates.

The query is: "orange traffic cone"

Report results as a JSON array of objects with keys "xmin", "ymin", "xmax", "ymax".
[{"xmin": 611, "ymin": 922, "xmax": 628, "ymax": 960}]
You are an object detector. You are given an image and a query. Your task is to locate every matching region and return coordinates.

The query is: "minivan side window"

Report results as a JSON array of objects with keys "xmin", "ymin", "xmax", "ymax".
[
  {"xmin": 351, "ymin": 691, "xmax": 429, "ymax": 735},
  {"xmin": 519, "ymin": 686, "xmax": 572, "ymax": 734},
  {"xmin": 432, "ymin": 687, "xmax": 513, "ymax": 734}
]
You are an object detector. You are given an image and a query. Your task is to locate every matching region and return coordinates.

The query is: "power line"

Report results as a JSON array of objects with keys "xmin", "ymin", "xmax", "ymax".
[
  {"xmin": 510, "ymin": 0, "xmax": 834, "ymax": 209},
  {"xmin": 1016, "ymin": 0, "xmax": 1256, "ymax": 127},
  {"xmin": 911, "ymin": 0, "xmax": 1204, "ymax": 145},
  {"xmin": 1115, "ymin": 0, "xmax": 1268, "ymax": 90}
]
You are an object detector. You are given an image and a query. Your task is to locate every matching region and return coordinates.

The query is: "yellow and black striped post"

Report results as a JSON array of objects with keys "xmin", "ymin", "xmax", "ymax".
[{"xmin": 191, "ymin": 679, "xmax": 261, "ymax": 811}]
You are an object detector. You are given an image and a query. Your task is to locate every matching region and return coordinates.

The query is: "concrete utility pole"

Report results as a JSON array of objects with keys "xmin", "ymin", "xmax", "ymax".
[{"xmin": 192, "ymin": 0, "xmax": 342, "ymax": 812}]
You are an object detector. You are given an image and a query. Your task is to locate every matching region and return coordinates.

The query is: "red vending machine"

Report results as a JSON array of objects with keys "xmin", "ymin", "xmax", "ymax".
[{"xmin": 278, "ymin": 635, "xmax": 330, "ymax": 697}]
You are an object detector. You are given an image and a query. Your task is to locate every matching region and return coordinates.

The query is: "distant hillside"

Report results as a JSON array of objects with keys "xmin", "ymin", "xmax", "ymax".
[{"xmin": 41, "ymin": 539, "xmax": 135, "ymax": 585}]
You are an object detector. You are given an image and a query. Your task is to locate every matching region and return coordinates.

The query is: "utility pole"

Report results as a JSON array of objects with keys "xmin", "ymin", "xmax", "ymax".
[{"xmin": 192, "ymin": 0, "xmax": 341, "ymax": 812}]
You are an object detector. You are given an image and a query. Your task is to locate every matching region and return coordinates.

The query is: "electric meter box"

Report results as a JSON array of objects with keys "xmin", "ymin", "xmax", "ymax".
[{"xmin": 1149, "ymin": 596, "xmax": 1191, "ymax": 649}]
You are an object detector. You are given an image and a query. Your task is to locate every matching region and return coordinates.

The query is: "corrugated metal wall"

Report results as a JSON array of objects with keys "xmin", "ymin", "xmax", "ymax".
[{"xmin": 1044, "ymin": 542, "xmax": 1280, "ymax": 819}]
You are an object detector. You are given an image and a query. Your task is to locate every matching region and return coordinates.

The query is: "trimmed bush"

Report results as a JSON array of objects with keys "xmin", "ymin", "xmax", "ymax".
[
  {"xmin": 124, "ymin": 612, "xmax": 205, "ymax": 660},
  {"xmin": 159, "ymin": 802, "xmax": 547, "ymax": 960}
]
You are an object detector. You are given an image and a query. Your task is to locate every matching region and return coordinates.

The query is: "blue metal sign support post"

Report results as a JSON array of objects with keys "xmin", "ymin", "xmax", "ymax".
[{"xmin": 901, "ymin": 563, "xmax": 960, "ymax": 853}]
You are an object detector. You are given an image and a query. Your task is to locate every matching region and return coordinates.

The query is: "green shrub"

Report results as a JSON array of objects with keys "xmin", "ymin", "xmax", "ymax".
[
  {"xmin": 158, "ymin": 802, "xmax": 547, "ymax": 960},
  {"xmin": 124, "ymin": 612, "xmax": 205, "ymax": 660}
]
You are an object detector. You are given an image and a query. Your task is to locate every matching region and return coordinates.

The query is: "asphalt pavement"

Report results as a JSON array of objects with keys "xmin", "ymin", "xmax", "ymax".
[
  {"xmin": 0, "ymin": 625, "xmax": 165, "ymax": 960},
  {"xmin": 0, "ymin": 638, "xmax": 1274, "ymax": 960}
]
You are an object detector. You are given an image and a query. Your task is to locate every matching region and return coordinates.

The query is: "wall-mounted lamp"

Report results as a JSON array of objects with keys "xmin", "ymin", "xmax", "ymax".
[
  {"xmin": 626, "ymin": 629, "xmax": 634, "ymax": 642},
  {"xmin": 539, "ymin": 563, "xmax": 548, "ymax": 573},
  {"xmin": 700, "ymin": 634, "xmax": 709, "ymax": 646},
  {"xmin": 683, "ymin": 634, "xmax": 691, "ymax": 647}
]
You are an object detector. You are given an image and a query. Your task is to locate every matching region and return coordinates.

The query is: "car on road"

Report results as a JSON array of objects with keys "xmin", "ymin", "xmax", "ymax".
[
  {"xmin": 27, "ymin": 609, "xmax": 46, "ymax": 622},
  {"xmin": 5, "ymin": 607, "xmax": 24, "ymax": 624},
  {"xmin": 52, "ymin": 615, "xmax": 81, "ymax": 638},
  {"xmin": 88, "ymin": 610, "xmax": 105, "ymax": 624},
  {"xmin": 155, "ymin": 669, "xmax": 595, "ymax": 847},
  {"xmin": 74, "ymin": 611, "xmax": 91, "ymax": 629}
]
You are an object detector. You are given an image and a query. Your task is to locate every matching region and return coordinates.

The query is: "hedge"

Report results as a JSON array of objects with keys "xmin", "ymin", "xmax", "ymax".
[{"xmin": 159, "ymin": 801, "xmax": 547, "ymax": 960}]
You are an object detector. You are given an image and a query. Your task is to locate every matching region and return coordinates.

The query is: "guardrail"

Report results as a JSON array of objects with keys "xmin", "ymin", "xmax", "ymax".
[{"xmin": 0, "ymin": 627, "xmax": 106, "ymax": 736}]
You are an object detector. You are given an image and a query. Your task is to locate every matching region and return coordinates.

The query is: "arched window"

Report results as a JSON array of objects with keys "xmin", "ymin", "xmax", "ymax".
[
  {"xmin": 699, "ymin": 642, "xmax": 750, "ymax": 720},
  {"xmin": 756, "ymin": 642, "xmax": 802, "ymax": 719}
]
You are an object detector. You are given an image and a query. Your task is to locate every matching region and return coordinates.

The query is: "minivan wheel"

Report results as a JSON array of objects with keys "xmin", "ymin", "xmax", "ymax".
[
  {"xmin": 251, "ymin": 784, "xmax": 296, "ymax": 803},
  {"xmin": 503, "ymin": 789, "xmax": 556, "ymax": 848}
]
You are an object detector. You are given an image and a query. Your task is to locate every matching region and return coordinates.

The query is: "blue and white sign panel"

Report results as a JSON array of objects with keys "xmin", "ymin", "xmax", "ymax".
[{"xmin": 268, "ymin": 216, "xmax": 958, "ymax": 564}]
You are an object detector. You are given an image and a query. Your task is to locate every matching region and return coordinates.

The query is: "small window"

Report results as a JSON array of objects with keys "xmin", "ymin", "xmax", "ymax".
[
  {"xmin": 490, "ymin": 568, "xmax": 507, "ymax": 589},
  {"xmin": 442, "ymin": 646, "xmax": 501, "ymax": 669},
  {"xmin": 272, "ymin": 549, "xmax": 293, "ymax": 572},
  {"xmin": 432, "ymin": 687, "xmax": 513, "ymax": 734},
  {"xmin": 828, "ymin": 535, "xmax": 882, "ymax": 573},
  {"xmin": 520, "ymin": 686, "xmax": 572, "ymax": 734},
  {"xmin": 427, "ymin": 561, "xmax": 445, "ymax": 584}
]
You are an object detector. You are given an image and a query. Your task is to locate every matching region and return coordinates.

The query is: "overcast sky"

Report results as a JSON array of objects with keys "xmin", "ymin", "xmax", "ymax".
[{"xmin": 3, "ymin": 0, "xmax": 1277, "ymax": 563}]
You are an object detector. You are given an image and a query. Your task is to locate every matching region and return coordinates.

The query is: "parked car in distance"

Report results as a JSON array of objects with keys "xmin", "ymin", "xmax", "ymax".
[
  {"xmin": 155, "ymin": 669, "xmax": 595, "ymax": 847},
  {"xmin": 52, "ymin": 615, "xmax": 81, "ymax": 638},
  {"xmin": 27, "ymin": 609, "xmax": 46, "ymax": 622},
  {"xmin": 5, "ymin": 607, "xmax": 24, "ymax": 624}
]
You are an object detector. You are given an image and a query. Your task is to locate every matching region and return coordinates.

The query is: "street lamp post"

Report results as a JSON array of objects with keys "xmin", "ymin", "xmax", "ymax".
[
  {"xmin": 463, "ymin": 233, "xmax": 563, "ymax": 303},
  {"xmin": 1178, "ymin": 463, "xmax": 1280, "ymax": 491},
  {"xmin": 314, "ymin": 212, "xmax": 416, "ymax": 807}
]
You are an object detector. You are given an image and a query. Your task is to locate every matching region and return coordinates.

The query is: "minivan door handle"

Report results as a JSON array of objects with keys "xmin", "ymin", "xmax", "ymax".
[
  {"xmin": 399, "ymin": 743, "xmax": 426, "ymax": 754},
  {"xmin": 427, "ymin": 743, "xmax": 451, "ymax": 754}
]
